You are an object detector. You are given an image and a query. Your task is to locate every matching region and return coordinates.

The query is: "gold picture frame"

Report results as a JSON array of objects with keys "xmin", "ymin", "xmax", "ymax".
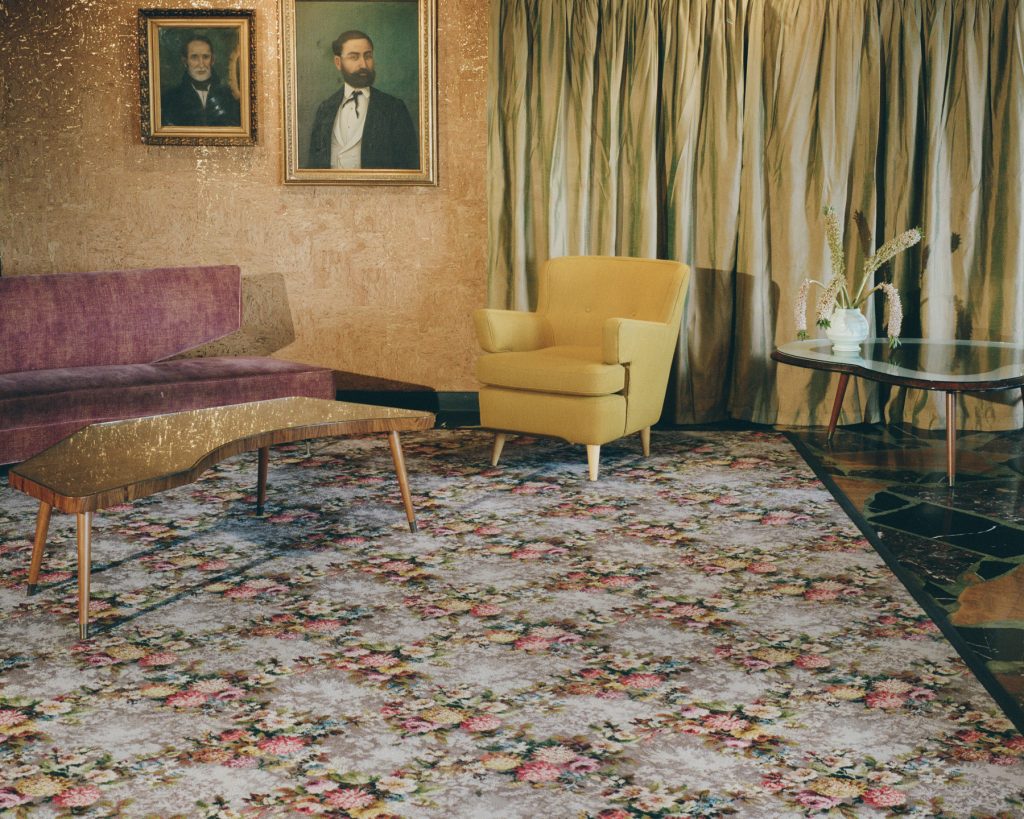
[
  {"xmin": 280, "ymin": 0, "xmax": 436, "ymax": 185},
  {"xmin": 139, "ymin": 9, "xmax": 257, "ymax": 146}
]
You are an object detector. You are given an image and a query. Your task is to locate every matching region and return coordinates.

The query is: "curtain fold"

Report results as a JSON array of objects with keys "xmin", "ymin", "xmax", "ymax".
[{"xmin": 488, "ymin": 0, "xmax": 1024, "ymax": 429}]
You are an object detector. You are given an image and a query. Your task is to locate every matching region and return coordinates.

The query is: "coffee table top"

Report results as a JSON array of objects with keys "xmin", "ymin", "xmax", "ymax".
[
  {"xmin": 9, "ymin": 398, "xmax": 434, "ymax": 511},
  {"xmin": 773, "ymin": 338, "xmax": 1024, "ymax": 391}
]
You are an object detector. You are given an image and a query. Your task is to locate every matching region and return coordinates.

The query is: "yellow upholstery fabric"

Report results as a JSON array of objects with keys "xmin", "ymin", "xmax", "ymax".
[
  {"xmin": 475, "ymin": 256, "xmax": 691, "ymax": 449},
  {"xmin": 477, "ymin": 346, "xmax": 625, "ymax": 396}
]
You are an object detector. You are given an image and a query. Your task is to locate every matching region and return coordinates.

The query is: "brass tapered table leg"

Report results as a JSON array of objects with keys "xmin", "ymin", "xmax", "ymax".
[
  {"xmin": 26, "ymin": 501, "xmax": 52, "ymax": 596},
  {"xmin": 257, "ymin": 446, "xmax": 269, "ymax": 514},
  {"xmin": 946, "ymin": 391, "xmax": 957, "ymax": 487},
  {"xmin": 77, "ymin": 512, "xmax": 92, "ymax": 640},
  {"xmin": 388, "ymin": 431, "xmax": 418, "ymax": 532},
  {"xmin": 827, "ymin": 373, "xmax": 850, "ymax": 441}
]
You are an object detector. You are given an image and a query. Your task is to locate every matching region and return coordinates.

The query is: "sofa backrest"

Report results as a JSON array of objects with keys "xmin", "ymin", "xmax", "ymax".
[{"xmin": 0, "ymin": 265, "xmax": 242, "ymax": 374}]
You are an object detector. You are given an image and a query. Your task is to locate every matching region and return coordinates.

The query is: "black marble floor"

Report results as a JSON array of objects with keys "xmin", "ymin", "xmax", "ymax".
[{"xmin": 786, "ymin": 423, "xmax": 1024, "ymax": 733}]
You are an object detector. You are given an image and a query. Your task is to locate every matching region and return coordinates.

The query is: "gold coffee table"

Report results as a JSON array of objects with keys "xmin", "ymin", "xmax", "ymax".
[{"xmin": 8, "ymin": 397, "xmax": 435, "ymax": 638}]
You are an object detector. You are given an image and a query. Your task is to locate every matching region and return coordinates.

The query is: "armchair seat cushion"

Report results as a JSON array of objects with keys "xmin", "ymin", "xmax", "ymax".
[{"xmin": 477, "ymin": 345, "xmax": 625, "ymax": 396}]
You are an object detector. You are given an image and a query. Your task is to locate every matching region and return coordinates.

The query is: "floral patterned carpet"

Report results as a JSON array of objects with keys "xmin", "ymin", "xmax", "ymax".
[{"xmin": 0, "ymin": 429, "xmax": 1022, "ymax": 817}]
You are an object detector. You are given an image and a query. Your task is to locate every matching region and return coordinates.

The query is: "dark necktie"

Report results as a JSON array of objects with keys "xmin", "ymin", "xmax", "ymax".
[{"xmin": 350, "ymin": 90, "xmax": 362, "ymax": 118}]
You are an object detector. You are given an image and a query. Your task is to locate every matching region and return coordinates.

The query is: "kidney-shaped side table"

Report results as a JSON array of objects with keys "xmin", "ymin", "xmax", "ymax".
[{"xmin": 772, "ymin": 338, "xmax": 1024, "ymax": 487}]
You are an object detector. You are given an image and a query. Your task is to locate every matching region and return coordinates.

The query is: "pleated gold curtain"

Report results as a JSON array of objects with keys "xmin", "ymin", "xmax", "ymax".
[{"xmin": 488, "ymin": 0, "xmax": 1024, "ymax": 428}]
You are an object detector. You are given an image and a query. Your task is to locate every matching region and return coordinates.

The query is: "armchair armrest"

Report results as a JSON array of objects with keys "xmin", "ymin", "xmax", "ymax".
[
  {"xmin": 474, "ymin": 308, "xmax": 548, "ymax": 353},
  {"xmin": 603, "ymin": 317, "xmax": 671, "ymax": 364}
]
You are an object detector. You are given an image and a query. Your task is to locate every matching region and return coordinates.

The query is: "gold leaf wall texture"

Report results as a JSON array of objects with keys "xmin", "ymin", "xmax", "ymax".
[{"xmin": 0, "ymin": 0, "xmax": 488, "ymax": 391}]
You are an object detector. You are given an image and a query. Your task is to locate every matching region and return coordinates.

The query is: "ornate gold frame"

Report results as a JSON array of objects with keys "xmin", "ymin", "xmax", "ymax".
[
  {"xmin": 138, "ymin": 9, "xmax": 257, "ymax": 146},
  {"xmin": 280, "ymin": 0, "xmax": 437, "ymax": 185}
]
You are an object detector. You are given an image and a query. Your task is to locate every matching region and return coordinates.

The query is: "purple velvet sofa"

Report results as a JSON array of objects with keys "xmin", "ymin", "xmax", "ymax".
[{"xmin": 0, "ymin": 265, "xmax": 335, "ymax": 464}]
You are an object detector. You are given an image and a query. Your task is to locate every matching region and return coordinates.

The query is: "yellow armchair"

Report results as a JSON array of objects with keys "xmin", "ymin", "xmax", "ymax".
[{"xmin": 475, "ymin": 255, "xmax": 691, "ymax": 479}]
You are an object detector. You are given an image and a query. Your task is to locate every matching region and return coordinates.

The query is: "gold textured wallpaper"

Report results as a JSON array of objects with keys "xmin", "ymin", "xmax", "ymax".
[{"xmin": 0, "ymin": 0, "xmax": 488, "ymax": 391}]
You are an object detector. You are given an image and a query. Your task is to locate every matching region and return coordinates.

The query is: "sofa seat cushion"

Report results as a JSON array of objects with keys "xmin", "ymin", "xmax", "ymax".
[
  {"xmin": 0, "ymin": 357, "xmax": 334, "ymax": 463},
  {"xmin": 477, "ymin": 345, "xmax": 625, "ymax": 396}
]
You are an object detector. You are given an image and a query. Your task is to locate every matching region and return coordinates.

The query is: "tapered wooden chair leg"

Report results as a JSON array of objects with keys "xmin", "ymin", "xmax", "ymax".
[
  {"xmin": 77, "ymin": 512, "xmax": 92, "ymax": 641},
  {"xmin": 640, "ymin": 427, "xmax": 651, "ymax": 457},
  {"xmin": 491, "ymin": 433, "xmax": 507, "ymax": 466},
  {"xmin": 388, "ymin": 431, "xmax": 419, "ymax": 532},
  {"xmin": 586, "ymin": 445, "xmax": 600, "ymax": 481},
  {"xmin": 27, "ymin": 501, "xmax": 52, "ymax": 596}
]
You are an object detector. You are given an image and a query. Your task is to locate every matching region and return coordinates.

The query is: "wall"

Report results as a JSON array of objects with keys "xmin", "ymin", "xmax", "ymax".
[{"xmin": 0, "ymin": 0, "xmax": 488, "ymax": 391}]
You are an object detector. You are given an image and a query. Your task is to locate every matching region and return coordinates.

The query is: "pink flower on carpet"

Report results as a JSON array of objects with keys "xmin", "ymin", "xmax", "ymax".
[
  {"xmin": 795, "ymin": 791, "xmax": 842, "ymax": 810},
  {"xmin": 515, "ymin": 760, "xmax": 562, "ymax": 782},
  {"xmin": 224, "ymin": 756, "xmax": 258, "ymax": 768},
  {"xmin": 620, "ymin": 673, "xmax": 664, "ymax": 689},
  {"xmin": 0, "ymin": 709, "xmax": 27, "ymax": 727},
  {"xmin": 139, "ymin": 651, "xmax": 178, "ymax": 667},
  {"xmin": 861, "ymin": 786, "xmax": 907, "ymax": 807},
  {"xmin": 865, "ymin": 691, "xmax": 906, "ymax": 709},
  {"xmin": 567, "ymin": 756, "xmax": 599, "ymax": 773},
  {"xmin": 165, "ymin": 690, "xmax": 208, "ymax": 708},
  {"xmin": 40, "ymin": 571, "xmax": 73, "ymax": 582},
  {"xmin": 511, "ymin": 548, "xmax": 545, "ymax": 559},
  {"xmin": 402, "ymin": 718, "xmax": 436, "ymax": 733},
  {"xmin": 704, "ymin": 714, "xmax": 749, "ymax": 732},
  {"xmin": 795, "ymin": 654, "xmax": 831, "ymax": 669},
  {"xmin": 258, "ymin": 735, "xmax": 307, "ymax": 755},
  {"xmin": 470, "ymin": 604, "xmax": 502, "ymax": 616},
  {"xmin": 514, "ymin": 635, "xmax": 551, "ymax": 651},
  {"xmin": 214, "ymin": 687, "xmax": 245, "ymax": 701},
  {"xmin": 305, "ymin": 619, "xmax": 342, "ymax": 632},
  {"xmin": 198, "ymin": 559, "xmax": 229, "ymax": 571},
  {"xmin": 747, "ymin": 561, "xmax": 777, "ymax": 573},
  {"xmin": 325, "ymin": 787, "xmax": 376, "ymax": 809},
  {"xmin": 86, "ymin": 655, "xmax": 118, "ymax": 666},
  {"xmin": 580, "ymin": 668, "xmax": 604, "ymax": 679},
  {"xmin": 52, "ymin": 785, "xmax": 102, "ymax": 807},
  {"xmin": 670, "ymin": 604, "xmax": 707, "ymax": 618},
  {"xmin": 724, "ymin": 737, "xmax": 753, "ymax": 748},
  {"xmin": 596, "ymin": 690, "xmax": 626, "ymax": 699},
  {"xmin": 1004, "ymin": 737, "xmax": 1024, "ymax": 750},
  {"xmin": 461, "ymin": 714, "xmax": 502, "ymax": 732},
  {"xmin": 361, "ymin": 653, "xmax": 399, "ymax": 668},
  {"xmin": 760, "ymin": 779, "xmax": 786, "ymax": 793},
  {"xmin": 600, "ymin": 575, "xmax": 637, "ymax": 587},
  {"xmin": 225, "ymin": 586, "xmax": 261, "ymax": 599},
  {"xmin": 955, "ymin": 729, "xmax": 983, "ymax": 742},
  {"xmin": 0, "ymin": 789, "xmax": 31, "ymax": 808}
]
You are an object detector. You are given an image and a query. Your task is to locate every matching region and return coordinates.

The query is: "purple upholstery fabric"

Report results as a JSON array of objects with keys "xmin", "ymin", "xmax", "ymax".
[
  {"xmin": 0, "ymin": 357, "xmax": 335, "ymax": 464},
  {"xmin": 0, "ymin": 266, "xmax": 241, "ymax": 374}
]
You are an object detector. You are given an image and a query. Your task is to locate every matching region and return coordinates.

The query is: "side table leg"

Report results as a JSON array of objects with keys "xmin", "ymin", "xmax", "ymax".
[
  {"xmin": 946, "ymin": 392, "xmax": 957, "ymax": 487},
  {"xmin": 77, "ymin": 512, "xmax": 92, "ymax": 640},
  {"xmin": 26, "ymin": 501, "xmax": 53, "ymax": 596},
  {"xmin": 388, "ymin": 431, "xmax": 418, "ymax": 533},
  {"xmin": 827, "ymin": 373, "xmax": 850, "ymax": 442},
  {"xmin": 257, "ymin": 447, "xmax": 269, "ymax": 515}
]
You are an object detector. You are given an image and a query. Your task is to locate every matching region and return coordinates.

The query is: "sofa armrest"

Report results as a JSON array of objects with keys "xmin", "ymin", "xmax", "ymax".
[
  {"xmin": 603, "ymin": 317, "xmax": 671, "ymax": 364},
  {"xmin": 474, "ymin": 309, "xmax": 547, "ymax": 353}
]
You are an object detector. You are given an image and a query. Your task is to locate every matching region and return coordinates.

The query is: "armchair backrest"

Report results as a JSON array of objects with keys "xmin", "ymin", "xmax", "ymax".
[{"xmin": 537, "ymin": 256, "xmax": 688, "ymax": 347}]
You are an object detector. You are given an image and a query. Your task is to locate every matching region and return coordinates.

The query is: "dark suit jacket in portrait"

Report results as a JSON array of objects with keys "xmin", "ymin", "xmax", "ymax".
[
  {"xmin": 308, "ymin": 86, "xmax": 419, "ymax": 169},
  {"xmin": 162, "ymin": 72, "xmax": 241, "ymax": 127}
]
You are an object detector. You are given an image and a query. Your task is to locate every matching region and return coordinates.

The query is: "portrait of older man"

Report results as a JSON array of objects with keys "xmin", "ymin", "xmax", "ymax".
[
  {"xmin": 161, "ymin": 33, "xmax": 241, "ymax": 128},
  {"xmin": 307, "ymin": 29, "xmax": 419, "ymax": 169}
]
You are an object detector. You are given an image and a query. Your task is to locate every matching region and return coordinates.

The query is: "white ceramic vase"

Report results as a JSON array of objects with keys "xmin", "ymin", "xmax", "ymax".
[{"xmin": 825, "ymin": 308, "xmax": 869, "ymax": 354}]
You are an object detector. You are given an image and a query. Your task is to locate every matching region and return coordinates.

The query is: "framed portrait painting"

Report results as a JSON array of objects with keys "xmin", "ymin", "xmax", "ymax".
[
  {"xmin": 139, "ymin": 9, "xmax": 257, "ymax": 146},
  {"xmin": 281, "ymin": 0, "xmax": 437, "ymax": 185}
]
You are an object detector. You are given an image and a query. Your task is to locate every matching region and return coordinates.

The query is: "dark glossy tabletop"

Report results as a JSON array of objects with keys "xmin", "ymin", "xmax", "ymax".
[{"xmin": 773, "ymin": 339, "xmax": 1024, "ymax": 390}]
